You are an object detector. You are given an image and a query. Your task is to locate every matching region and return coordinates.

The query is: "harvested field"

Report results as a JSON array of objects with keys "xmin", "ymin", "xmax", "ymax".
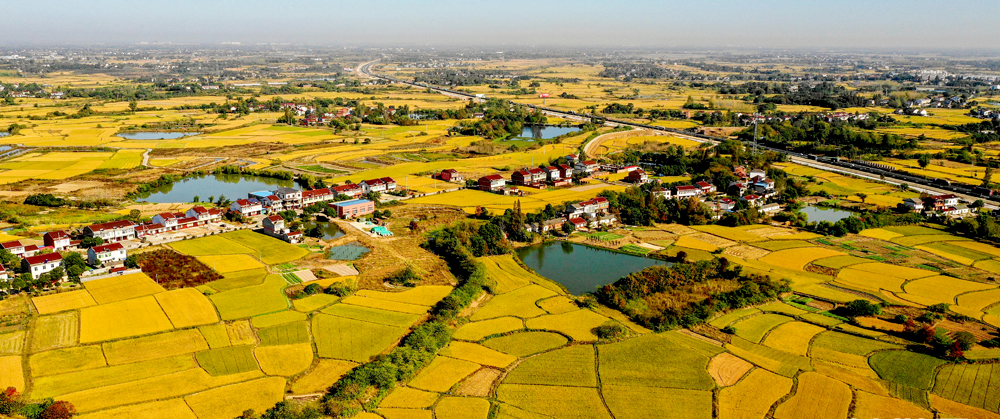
[
  {"xmin": 483, "ymin": 331, "xmax": 568, "ymax": 357},
  {"xmin": 206, "ymin": 268, "xmax": 268, "ymax": 292},
  {"xmin": 732, "ymin": 313, "xmax": 794, "ymax": 343},
  {"xmin": 524, "ymin": 309, "xmax": 610, "ymax": 341},
  {"xmin": 340, "ymin": 295, "xmax": 429, "ymax": 314},
  {"xmin": 722, "ymin": 245, "xmax": 769, "ymax": 259},
  {"xmin": 183, "ymin": 377, "xmax": 286, "ymax": 419},
  {"xmin": 453, "ymin": 316, "xmax": 524, "ymax": 341},
  {"xmin": 752, "ymin": 239, "xmax": 815, "ymax": 251},
  {"xmin": 674, "ymin": 234, "xmax": 722, "ymax": 251},
  {"xmin": 725, "ymin": 337, "xmax": 812, "ymax": 378},
  {"xmin": 84, "ymin": 272, "xmax": 165, "ymax": 304},
  {"xmin": 709, "ymin": 307, "xmax": 761, "ymax": 328},
  {"xmin": 707, "ymin": 352, "xmax": 753, "ymax": 386},
  {"xmin": 929, "ymin": 393, "xmax": 999, "ymax": 419},
  {"xmin": 134, "ymin": 249, "xmax": 224, "ymax": 289},
  {"xmin": 869, "ymin": 350, "xmax": 946, "ymax": 389},
  {"xmin": 408, "ymin": 355, "xmax": 481, "ymax": 392},
  {"xmin": 598, "ymin": 333, "xmax": 716, "ymax": 390},
  {"xmin": 31, "ymin": 311, "xmax": 79, "ymax": 351},
  {"xmin": 758, "ymin": 302, "xmax": 808, "ymax": 316},
  {"xmin": 380, "ymin": 387, "xmax": 440, "ymax": 408},
  {"xmin": 225, "ymin": 320, "xmax": 257, "ymax": 346},
  {"xmin": 932, "ymin": 363, "xmax": 1000, "ymax": 413},
  {"xmin": 454, "ymin": 368, "xmax": 501, "ymax": 397},
  {"xmin": 496, "ymin": 384, "xmax": 611, "ymax": 419},
  {"xmin": 435, "ymin": 396, "xmax": 491, "ymax": 419},
  {"xmin": 290, "ymin": 359, "xmax": 358, "ymax": 394},
  {"xmin": 195, "ymin": 345, "xmax": 260, "ymax": 376},
  {"xmin": 79, "ymin": 295, "xmax": 174, "ymax": 343},
  {"xmin": 32, "ymin": 290, "xmax": 96, "ymax": 314},
  {"xmin": 197, "ymin": 254, "xmax": 264, "ymax": 273},
  {"xmin": 102, "ymin": 329, "xmax": 208, "ymax": 365},
  {"xmin": 29, "ymin": 345, "xmax": 106, "ymax": 376},
  {"xmin": 812, "ymin": 255, "xmax": 870, "ymax": 269},
  {"xmin": 169, "ymin": 234, "xmax": 257, "ymax": 256},
  {"xmin": 321, "ymin": 303, "xmax": 421, "ymax": 327},
  {"xmin": 659, "ymin": 223, "xmax": 697, "ymax": 235},
  {"xmin": 31, "ymin": 355, "xmax": 195, "ymax": 400},
  {"xmin": 506, "ymin": 344, "xmax": 596, "ymax": 387},
  {"xmin": 855, "ymin": 390, "xmax": 934, "ymax": 419},
  {"xmin": 256, "ymin": 342, "xmax": 314, "ymax": 376},
  {"xmin": 154, "ymin": 288, "xmax": 219, "ymax": 328},
  {"xmin": 470, "ymin": 285, "xmax": 556, "ymax": 321},
  {"xmin": 718, "ymin": 368, "xmax": 792, "ymax": 419},
  {"xmin": 760, "ymin": 321, "xmax": 825, "ymax": 356},
  {"xmin": 810, "ymin": 347, "xmax": 879, "ymax": 379},
  {"xmin": 312, "ymin": 314, "xmax": 407, "ymax": 362},
  {"xmin": 812, "ymin": 361, "xmax": 888, "ymax": 396},
  {"xmin": 0, "ymin": 331, "xmax": 24, "ymax": 355},
  {"xmin": 773, "ymin": 372, "xmax": 852, "ymax": 419},
  {"xmin": 603, "ymin": 385, "xmax": 712, "ymax": 419}
]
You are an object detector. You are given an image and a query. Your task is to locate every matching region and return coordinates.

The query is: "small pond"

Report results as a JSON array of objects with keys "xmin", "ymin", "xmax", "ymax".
[
  {"xmin": 515, "ymin": 125, "xmax": 581, "ymax": 140},
  {"xmin": 800, "ymin": 205, "xmax": 854, "ymax": 223},
  {"xmin": 303, "ymin": 221, "xmax": 345, "ymax": 240},
  {"xmin": 136, "ymin": 174, "xmax": 295, "ymax": 204},
  {"xmin": 327, "ymin": 243, "xmax": 370, "ymax": 260},
  {"xmin": 516, "ymin": 241, "xmax": 670, "ymax": 295},
  {"xmin": 117, "ymin": 132, "xmax": 202, "ymax": 140}
]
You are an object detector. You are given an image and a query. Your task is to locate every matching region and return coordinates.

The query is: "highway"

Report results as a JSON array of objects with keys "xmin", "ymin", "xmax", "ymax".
[{"xmin": 358, "ymin": 60, "xmax": 999, "ymax": 210}]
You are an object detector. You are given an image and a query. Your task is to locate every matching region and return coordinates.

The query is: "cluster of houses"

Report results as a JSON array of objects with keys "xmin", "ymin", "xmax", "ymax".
[
  {"xmin": 230, "ymin": 179, "xmax": 395, "ymax": 218},
  {"xmin": 525, "ymin": 196, "xmax": 618, "ymax": 234},
  {"xmin": 900, "ymin": 194, "xmax": 971, "ymax": 218},
  {"xmin": 473, "ymin": 155, "xmax": 603, "ymax": 196},
  {"xmin": 0, "ymin": 236, "xmax": 127, "ymax": 281}
]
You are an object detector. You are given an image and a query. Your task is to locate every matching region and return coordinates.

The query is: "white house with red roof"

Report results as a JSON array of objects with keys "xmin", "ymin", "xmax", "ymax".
[
  {"xmin": 186, "ymin": 206, "xmax": 222, "ymax": 223},
  {"xmin": 84, "ymin": 220, "xmax": 136, "ymax": 242},
  {"xmin": 134, "ymin": 223, "xmax": 166, "ymax": 238},
  {"xmin": 332, "ymin": 183, "xmax": 364, "ymax": 198},
  {"xmin": 527, "ymin": 168, "xmax": 547, "ymax": 184},
  {"xmin": 231, "ymin": 199, "xmax": 264, "ymax": 217},
  {"xmin": 302, "ymin": 188, "xmax": 333, "ymax": 205},
  {"xmin": 626, "ymin": 169, "xmax": 649, "ymax": 183},
  {"xmin": 439, "ymin": 169, "xmax": 463, "ymax": 183},
  {"xmin": 742, "ymin": 194, "xmax": 763, "ymax": 207},
  {"xmin": 719, "ymin": 197, "xmax": 736, "ymax": 211},
  {"xmin": 22, "ymin": 253, "xmax": 62, "ymax": 279},
  {"xmin": 0, "ymin": 265, "xmax": 7, "ymax": 281},
  {"xmin": 695, "ymin": 181, "xmax": 717, "ymax": 194},
  {"xmin": 575, "ymin": 160, "xmax": 598, "ymax": 174},
  {"xmin": 361, "ymin": 178, "xmax": 397, "ymax": 194},
  {"xmin": 274, "ymin": 187, "xmax": 303, "ymax": 209},
  {"xmin": 0, "ymin": 240, "xmax": 26, "ymax": 257},
  {"xmin": 558, "ymin": 164, "xmax": 574, "ymax": 179},
  {"xmin": 262, "ymin": 215, "xmax": 302, "ymax": 244},
  {"xmin": 43, "ymin": 231, "xmax": 71, "ymax": 251},
  {"xmin": 152, "ymin": 212, "xmax": 183, "ymax": 230},
  {"xmin": 479, "ymin": 175, "xmax": 506, "ymax": 192},
  {"xmin": 88, "ymin": 242, "xmax": 127, "ymax": 266},
  {"xmin": 568, "ymin": 217, "xmax": 587, "ymax": 231},
  {"xmin": 674, "ymin": 185, "xmax": 702, "ymax": 199}
]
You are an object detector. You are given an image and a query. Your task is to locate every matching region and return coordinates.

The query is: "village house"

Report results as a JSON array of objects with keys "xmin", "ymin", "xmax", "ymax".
[
  {"xmin": 302, "ymin": 188, "xmax": 334, "ymax": 206},
  {"xmin": 580, "ymin": 197, "xmax": 610, "ymax": 215},
  {"xmin": 0, "ymin": 240, "xmax": 26, "ymax": 257},
  {"xmin": 438, "ymin": 169, "xmax": 463, "ymax": 183},
  {"xmin": 274, "ymin": 187, "xmax": 303, "ymax": 209},
  {"xmin": 478, "ymin": 175, "xmax": 506, "ymax": 192},
  {"xmin": 742, "ymin": 194, "xmax": 763, "ymax": 207},
  {"xmin": 88, "ymin": 242, "xmax": 127, "ymax": 266},
  {"xmin": 568, "ymin": 217, "xmax": 587, "ymax": 231},
  {"xmin": 626, "ymin": 169, "xmax": 649, "ymax": 183},
  {"xmin": 329, "ymin": 199, "xmax": 375, "ymax": 218},
  {"xmin": 262, "ymin": 215, "xmax": 303, "ymax": 244},
  {"xmin": 941, "ymin": 204, "xmax": 971, "ymax": 218},
  {"xmin": 594, "ymin": 214, "xmax": 617, "ymax": 228},
  {"xmin": 540, "ymin": 218, "xmax": 564, "ymax": 233},
  {"xmin": 259, "ymin": 195, "xmax": 284, "ymax": 213},
  {"xmin": 718, "ymin": 197, "xmax": 736, "ymax": 211},
  {"xmin": 360, "ymin": 177, "xmax": 397, "ymax": 194},
  {"xmin": 43, "ymin": 231, "xmax": 71, "ymax": 251},
  {"xmin": 186, "ymin": 206, "xmax": 223, "ymax": 223},
  {"xmin": 0, "ymin": 265, "xmax": 7, "ymax": 281},
  {"xmin": 653, "ymin": 187, "xmax": 672, "ymax": 199},
  {"xmin": 544, "ymin": 166, "xmax": 561, "ymax": 182},
  {"xmin": 231, "ymin": 199, "xmax": 264, "ymax": 217},
  {"xmin": 528, "ymin": 168, "xmax": 547, "ymax": 184},
  {"xmin": 930, "ymin": 194, "xmax": 960, "ymax": 209},
  {"xmin": 22, "ymin": 253, "xmax": 62, "ymax": 280},
  {"xmin": 574, "ymin": 160, "xmax": 599, "ymax": 175},
  {"xmin": 84, "ymin": 220, "xmax": 136, "ymax": 242},
  {"xmin": 695, "ymin": 181, "xmax": 717, "ymax": 194},
  {"xmin": 558, "ymin": 164, "xmax": 574, "ymax": 180},
  {"xmin": 900, "ymin": 198, "xmax": 924, "ymax": 213},
  {"xmin": 511, "ymin": 169, "xmax": 533, "ymax": 186},
  {"xmin": 748, "ymin": 169, "xmax": 767, "ymax": 180},
  {"xmin": 728, "ymin": 181, "xmax": 748, "ymax": 196},
  {"xmin": 760, "ymin": 203, "xmax": 781, "ymax": 214},
  {"xmin": 674, "ymin": 185, "xmax": 702, "ymax": 199},
  {"xmin": 332, "ymin": 183, "xmax": 364, "ymax": 199},
  {"xmin": 134, "ymin": 223, "xmax": 166, "ymax": 238}
]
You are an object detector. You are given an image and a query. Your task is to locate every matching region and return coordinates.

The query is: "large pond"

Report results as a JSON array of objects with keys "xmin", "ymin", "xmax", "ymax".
[
  {"xmin": 136, "ymin": 174, "xmax": 295, "ymax": 203},
  {"xmin": 516, "ymin": 125, "xmax": 581, "ymax": 140},
  {"xmin": 117, "ymin": 132, "xmax": 202, "ymax": 140},
  {"xmin": 516, "ymin": 242, "xmax": 670, "ymax": 295},
  {"xmin": 303, "ymin": 221, "xmax": 345, "ymax": 240},
  {"xmin": 800, "ymin": 205, "xmax": 854, "ymax": 223}
]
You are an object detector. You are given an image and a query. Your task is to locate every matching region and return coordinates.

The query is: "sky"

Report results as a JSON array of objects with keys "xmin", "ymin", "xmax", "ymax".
[{"xmin": 4, "ymin": 0, "xmax": 999, "ymax": 50}]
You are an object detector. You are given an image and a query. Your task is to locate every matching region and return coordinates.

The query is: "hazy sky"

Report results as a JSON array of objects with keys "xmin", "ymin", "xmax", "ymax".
[{"xmin": 5, "ymin": 0, "xmax": 999, "ymax": 50}]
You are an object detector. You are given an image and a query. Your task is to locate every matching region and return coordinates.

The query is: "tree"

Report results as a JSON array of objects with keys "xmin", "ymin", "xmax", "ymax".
[
  {"xmin": 39, "ymin": 400, "xmax": 76, "ymax": 419},
  {"xmin": 983, "ymin": 166, "xmax": 995, "ymax": 188},
  {"xmin": 128, "ymin": 100, "xmax": 138, "ymax": 113},
  {"xmin": 124, "ymin": 255, "xmax": 139, "ymax": 269},
  {"xmin": 855, "ymin": 193, "xmax": 867, "ymax": 204},
  {"xmin": 62, "ymin": 252, "xmax": 87, "ymax": 281},
  {"xmin": 562, "ymin": 221, "xmax": 574, "ymax": 234},
  {"xmin": 80, "ymin": 236, "xmax": 103, "ymax": 249},
  {"xmin": 0, "ymin": 249, "xmax": 18, "ymax": 271},
  {"xmin": 192, "ymin": 195, "xmax": 200, "ymax": 203},
  {"xmin": 844, "ymin": 299, "xmax": 881, "ymax": 317},
  {"xmin": 954, "ymin": 331, "xmax": 976, "ymax": 351},
  {"xmin": 917, "ymin": 153, "xmax": 931, "ymax": 168}
]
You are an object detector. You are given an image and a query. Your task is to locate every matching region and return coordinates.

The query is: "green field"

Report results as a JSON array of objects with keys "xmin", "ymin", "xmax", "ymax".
[
  {"xmin": 598, "ymin": 333, "xmax": 716, "ymax": 390},
  {"xmin": 311, "ymin": 314, "xmax": 407, "ymax": 362},
  {"xmin": 731, "ymin": 313, "xmax": 794, "ymax": 343},
  {"xmin": 195, "ymin": 345, "xmax": 260, "ymax": 376},
  {"xmin": 482, "ymin": 331, "xmax": 568, "ymax": 357},
  {"xmin": 257, "ymin": 322, "xmax": 310, "ymax": 346},
  {"xmin": 932, "ymin": 363, "xmax": 1000, "ymax": 413},
  {"xmin": 250, "ymin": 310, "xmax": 308, "ymax": 328},
  {"xmin": 321, "ymin": 303, "xmax": 422, "ymax": 327},
  {"xmin": 869, "ymin": 350, "xmax": 947, "ymax": 390},
  {"xmin": 504, "ymin": 345, "xmax": 597, "ymax": 387},
  {"xmin": 221, "ymin": 230, "xmax": 310, "ymax": 264},
  {"xmin": 208, "ymin": 275, "xmax": 290, "ymax": 320},
  {"xmin": 810, "ymin": 331, "xmax": 899, "ymax": 356}
]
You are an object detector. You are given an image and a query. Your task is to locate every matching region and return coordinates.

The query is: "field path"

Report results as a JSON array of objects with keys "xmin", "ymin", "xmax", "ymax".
[{"xmin": 141, "ymin": 148, "xmax": 151, "ymax": 166}]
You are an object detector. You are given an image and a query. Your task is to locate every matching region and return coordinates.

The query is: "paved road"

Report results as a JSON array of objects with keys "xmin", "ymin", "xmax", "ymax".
[{"xmin": 359, "ymin": 60, "xmax": 999, "ymax": 210}]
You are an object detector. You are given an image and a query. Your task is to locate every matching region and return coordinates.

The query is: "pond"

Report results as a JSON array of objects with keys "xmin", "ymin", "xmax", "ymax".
[
  {"xmin": 800, "ymin": 205, "xmax": 854, "ymax": 223},
  {"xmin": 516, "ymin": 125, "xmax": 581, "ymax": 140},
  {"xmin": 516, "ymin": 241, "xmax": 670, "ymax": 295},
  {"xmin": 327, "ymin": 243, "xmax": 370, "ymax": 260},
  {"xmin": 302, "ymin": 221, "xmax": 345, "ymax": 240},
  {"xmin": 117, "ymin": 132, "xmax": 202, "ymax": 140},
  {"xmin": 136, "ymin": 174, "xmax": 295, "ymax": 203}
]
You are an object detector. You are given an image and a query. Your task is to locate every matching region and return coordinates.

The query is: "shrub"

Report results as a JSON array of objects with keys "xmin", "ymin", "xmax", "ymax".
[
  {"xmin": 893, "ymin": 314, "xmax": 908, "ymax": 323},
  {"xmin": 592, "ymin": 323, "xmax": 628, "ymax": 340},
  {"xmin": 954, "ymin": 331, "xmax": 976, "ymax": 351},
  {"xmin": 844, "ymin": 299, "xmax": 881, "ymax": 317},
  {"xmin": 302, "ymin": 283, "xmax": 322, "ymax": 296},
  {"xmin": 722, "ymin": 325, "xmax": 737, "ymax": 334},
  {"xmin": 325, "ymin": 282, "xmax": 355, "ymax": 297},
  {"xmin": 386, "ymin": 266, "xmax": 420, "ymax": 287},
  {"xmin": 927, "ymin": 303, "xmax": 949, "ymax": 313}
]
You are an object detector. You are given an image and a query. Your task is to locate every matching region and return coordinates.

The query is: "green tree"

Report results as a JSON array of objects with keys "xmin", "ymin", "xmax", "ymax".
[
  {"xmin": 128, "ymin": 100, "xmax": 138, "ymax": 113},
  {"xmin": 917, "ymin": 153, "xmax": 931, "ymax": 168},
  {"xmin": 80, "ymin": 236, "xmax": 103, "ymax": 249},
  {"xmin": 192, "ymin": 195, "xmax": 200, "ymax": 203}
]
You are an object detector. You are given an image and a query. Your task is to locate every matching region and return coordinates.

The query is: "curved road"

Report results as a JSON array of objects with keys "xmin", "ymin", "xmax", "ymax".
[{"xmin": 359, "ymin": 60, "xmax": 998, "ymax": 210}]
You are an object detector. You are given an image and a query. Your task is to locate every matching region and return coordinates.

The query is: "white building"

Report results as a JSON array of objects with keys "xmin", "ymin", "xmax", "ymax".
[
  {"xmin": 88, "ymin": 242, "xmax": 127, "ymax": 266},
  {"xmin": 22, "ymin": 253, "xmax": 62, "ymax": 279},
  {"xmin": 84, "ymin": 220, "xmax": 136, "ymax": 242}
]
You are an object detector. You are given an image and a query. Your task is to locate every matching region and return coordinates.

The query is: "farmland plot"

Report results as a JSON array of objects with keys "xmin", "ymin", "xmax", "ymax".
[{"xmin": 773, "ymin": 372, "xmax": 852, "ymax": 419}]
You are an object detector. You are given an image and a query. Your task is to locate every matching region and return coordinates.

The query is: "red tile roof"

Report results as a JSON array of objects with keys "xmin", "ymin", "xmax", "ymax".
[
  {"xmin": 266, "ymin": 215, "xmax": 284, "ymax": 223},
  {"xmin": 87, "ymin": 220, "xmax": 135, "ymax": 231},
  {"xmin": 0, "ymin": 240, "xmax": 24, "ymax": 249},
  {"xmin": 92, "ymin": 243, "xmax": 125, "ymax": 253},
  {"xmin": 481, "ymin": 174, "xmax": 504, "ymax": 181},
  {"xmin": 24, "ymin": 253, "xmax": 62, "ymax": 265},
  {"xmin": 44, "ymin": 231, "xmax": 69, "ymax": 240}
]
